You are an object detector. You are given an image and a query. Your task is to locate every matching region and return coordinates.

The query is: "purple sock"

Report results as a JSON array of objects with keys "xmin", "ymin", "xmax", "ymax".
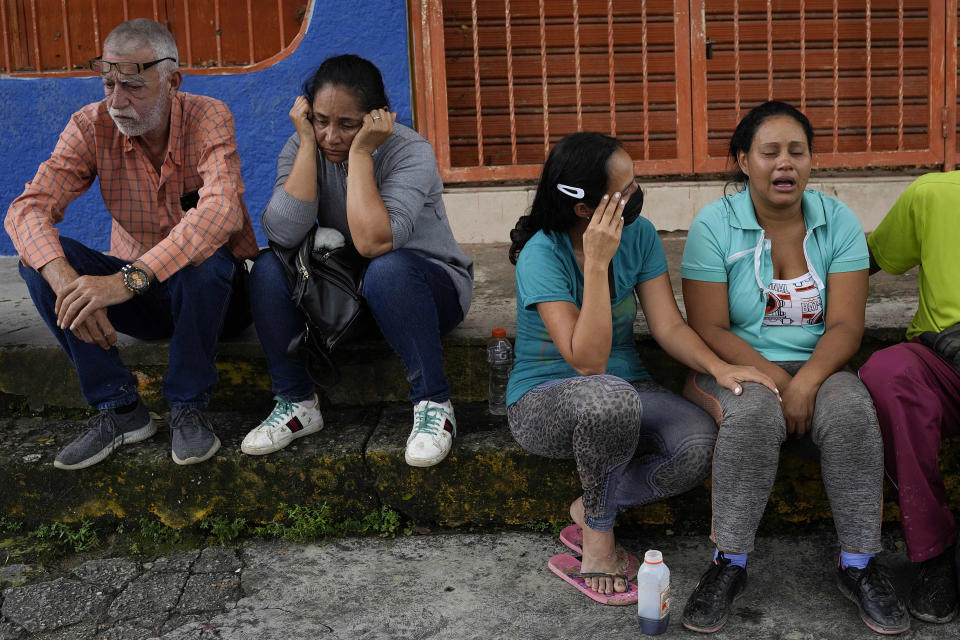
[
  {"xmin": 840, "ymin": 550, "xmax": 873, "ymax": 570},
  {"xmin": 715, "ymin": 548, "xmax": 748, "ymax": 568}
]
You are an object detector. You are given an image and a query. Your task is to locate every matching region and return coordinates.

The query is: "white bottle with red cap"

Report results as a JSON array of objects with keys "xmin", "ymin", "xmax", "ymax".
[{"xmin": 636, "ymin": 549, "xmax": 670, "ymax": 635}]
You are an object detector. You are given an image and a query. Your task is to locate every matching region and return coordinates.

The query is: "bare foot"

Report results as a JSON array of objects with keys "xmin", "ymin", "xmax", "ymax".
[{"xmin": 569, "ymin": 497, "xmax": 628, "ymax": 595}]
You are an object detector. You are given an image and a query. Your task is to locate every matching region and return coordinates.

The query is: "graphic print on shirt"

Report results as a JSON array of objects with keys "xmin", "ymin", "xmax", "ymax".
[{"xmin": 762, "ymin": 272, "xmax": 823, "ymax": 326}]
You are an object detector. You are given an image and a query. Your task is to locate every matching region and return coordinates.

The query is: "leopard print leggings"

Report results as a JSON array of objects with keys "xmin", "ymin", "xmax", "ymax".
[{"xmin": 507, "ymin": 374, "xmax": 717, "ymax": 532}]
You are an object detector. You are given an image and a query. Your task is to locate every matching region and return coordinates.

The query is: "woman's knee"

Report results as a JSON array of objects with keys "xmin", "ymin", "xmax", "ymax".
[
  {"xmin": 362, "ymin": 250, "xmax": 424, "ymax": 313},
  {"xmin": 561, "ymin": 375, "xmax": 643, "ymax": 440},
  {"xmin": 249, "ymin": 251, "xmax": 292, "ymax": 301},
  {"xmin": 572, "ymin": 376, "xmax": 642, "ymax": 420},
  {"xmin": 655, "ymin": 439, "xmax": 715, "ymax": 494},
  {"xmin": 717, "ymin": 384, "xmax": 785, "ymax": 444},
  {"xmin": 363, "ymin": 249, "xmax": 415, "ymax": 291},
  {"xmin": 814, "ymin": 373, "xmax": 881, "ymax": 447}
]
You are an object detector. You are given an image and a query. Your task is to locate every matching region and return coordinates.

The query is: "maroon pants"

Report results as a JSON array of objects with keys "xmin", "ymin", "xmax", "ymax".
[{"xmin": 859, "ymin": 341, "xmax": 960, "ymax": 562}]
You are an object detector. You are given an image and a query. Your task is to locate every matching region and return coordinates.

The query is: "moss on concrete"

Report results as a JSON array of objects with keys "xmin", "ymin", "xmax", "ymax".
[
  {"xmin": 366, "ymin": 404, "xmax": 581, "ymax": 526},
  {"xmin": 0, "ymin": 409, "xmax": 380, "ymax": 531},
  {"xmin": 366, "ymin": 404, "xmax": 957, "ymax": 534},
  {"xmin": 0, "ymin": 401, "xmax": 956, "ymax": 536}
]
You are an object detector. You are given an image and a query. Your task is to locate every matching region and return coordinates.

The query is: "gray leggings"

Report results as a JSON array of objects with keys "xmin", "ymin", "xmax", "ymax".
[
  {"xmin": 507, "ymin": 375, "xmax": 717, "ymax": 532},
  {"xmin": 684, "ymin": 363, "xmax": 884, "ymax": 554}
]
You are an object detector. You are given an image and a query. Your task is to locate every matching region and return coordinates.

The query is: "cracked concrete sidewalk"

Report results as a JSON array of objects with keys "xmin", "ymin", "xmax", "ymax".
[{"xmin": 1, "ymin": 531, "xmax": 958, "ymax": 639}]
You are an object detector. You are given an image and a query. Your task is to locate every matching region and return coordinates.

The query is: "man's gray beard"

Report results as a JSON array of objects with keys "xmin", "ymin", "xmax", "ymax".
[{"xmin": 110, "ymin": 97, "xmax": 167, "ymax": 138}]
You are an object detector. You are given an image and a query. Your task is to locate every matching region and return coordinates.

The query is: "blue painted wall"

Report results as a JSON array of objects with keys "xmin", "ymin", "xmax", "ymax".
[{"xmin": 0, "ymin": 0, "xmax": 412, "ymax": 256}]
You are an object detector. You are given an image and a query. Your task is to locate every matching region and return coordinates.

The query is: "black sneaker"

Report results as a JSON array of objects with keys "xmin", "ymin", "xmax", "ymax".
[
  {"xmin": 837, "ymin": 557, "xmax": 909, "ymax": 634},
  {"xmin": 681, "ymin": 553, "xmax": 748, "ymax": 633},
  {"xmin": 54, "ymin": 399, "xmax": 156, "ymax": 470},
  {"xmin": 908, "ymin": 548, "xmax": 958, "ymax": 623},
  {"xmin": 170, "ymin": 407, "xmax": 220, "ymax": 465}
]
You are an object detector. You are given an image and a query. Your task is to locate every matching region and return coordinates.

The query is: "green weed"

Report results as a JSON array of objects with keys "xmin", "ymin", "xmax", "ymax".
[
  {"xmin": 135, "ymin": 517, "xmax": 182, "ymax": 546},
  {"xmin": 523, "ymin": 521, "xmax": 563, "ymax": 536},
  {"xmin": 251, "ymin": 503, "xmax": 405, "ymax": 541},
  {"xmin": 113, "ymin": 517, "xmax": 183, "ymax": 554},
  {"xmin": 273, "ymin": 503, "xmax": 335, "ymax": 541},
  {"xmin": 199, "ymin": 516, "xmax": 247, "ymax": 545},
  {"xmin": 0, "ymin": 518, "xmax": 23, "ymax": 533},
  {"xmin": 28, "ymin": 520, "xmax": 100, "ymax": 552},
  {"xmin": 362, "ymin": 506, "xmax": 402, "ymax": 538}
]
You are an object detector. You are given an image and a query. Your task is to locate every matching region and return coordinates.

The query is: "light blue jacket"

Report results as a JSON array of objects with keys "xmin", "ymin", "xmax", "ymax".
[{"xmin": 681, "ymin": 187, "xmax": 869, "ymax": 362}]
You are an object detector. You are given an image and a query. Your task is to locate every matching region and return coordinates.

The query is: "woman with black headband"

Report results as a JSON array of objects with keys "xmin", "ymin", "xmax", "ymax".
[{"xmin": 506, "ymin": 132, "xmax": 777, "ymax": 605}]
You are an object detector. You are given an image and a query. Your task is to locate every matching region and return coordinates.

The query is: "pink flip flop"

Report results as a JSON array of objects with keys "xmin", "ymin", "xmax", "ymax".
[
  {"xmin": 548, "ymin": 553, "xmax": 638, "ymax": 606},
  {"xmin": 558, "ymin": 524, "xmax": 640, "ymax": 576}
]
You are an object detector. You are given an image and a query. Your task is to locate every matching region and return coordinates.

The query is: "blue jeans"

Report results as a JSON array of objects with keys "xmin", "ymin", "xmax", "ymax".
[
  {"xmin": 18, "ymin": 237, "xmax": 240, "ymax": 410},
  {"xmin": 507, "ymin": 376, "xmax": 717, "ymax": 532},
  {"xmin": 249, "ymin": 248, "xmax": 463, "ymax": 404}
]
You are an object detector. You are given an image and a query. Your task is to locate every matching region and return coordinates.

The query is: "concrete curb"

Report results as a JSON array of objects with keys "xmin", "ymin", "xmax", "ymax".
[{"xmin": 5, "ymin": 403, "xmax": 957, "ymax": 533}]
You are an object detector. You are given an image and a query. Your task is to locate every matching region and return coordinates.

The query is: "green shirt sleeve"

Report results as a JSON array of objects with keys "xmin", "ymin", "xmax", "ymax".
[{"xmin": 868, "ymin": 181, "xmax": 921, "ymax": 275}]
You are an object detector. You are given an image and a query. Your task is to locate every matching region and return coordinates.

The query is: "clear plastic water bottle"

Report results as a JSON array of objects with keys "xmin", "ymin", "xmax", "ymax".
[
  {"xmin": 487, "ymin": 328, "xmax": 513, "ymax": 415},
  {"xmin": 637, "ymin": 549, "xmax": 670, "ymax": 635}
]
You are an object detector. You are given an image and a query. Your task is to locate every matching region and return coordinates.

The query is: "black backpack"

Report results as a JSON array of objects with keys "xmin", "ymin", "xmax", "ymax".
[{"xmin": 917, "ymin": 323, "xmax": 960, "ymax": 371}]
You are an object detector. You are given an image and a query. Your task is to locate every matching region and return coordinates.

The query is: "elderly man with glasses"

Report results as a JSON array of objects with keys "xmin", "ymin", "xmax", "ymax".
[{"xmin": 4, "ymin": 18, "xmax": 257, "ymax": 469}]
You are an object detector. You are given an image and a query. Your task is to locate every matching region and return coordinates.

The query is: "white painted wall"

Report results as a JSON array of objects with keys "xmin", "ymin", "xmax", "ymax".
[{"xmin": 444, "ymin": 176, "xmax": 917, "ymax": 244}]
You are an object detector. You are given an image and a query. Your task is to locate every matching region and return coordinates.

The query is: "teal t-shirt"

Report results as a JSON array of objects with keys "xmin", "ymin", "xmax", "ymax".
[
  {"xmin": 681, "ymin": 188, "xmax": 869, "ymax": 362},
  {"xmin": 507, "ymin": 217, "xmax": 667, "ymax": 406}
]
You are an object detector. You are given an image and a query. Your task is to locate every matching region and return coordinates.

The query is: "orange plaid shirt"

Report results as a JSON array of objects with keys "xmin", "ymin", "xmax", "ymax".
[{"xmin": 4, "ymin": 92, "xmax": 258, "ymax": 281}]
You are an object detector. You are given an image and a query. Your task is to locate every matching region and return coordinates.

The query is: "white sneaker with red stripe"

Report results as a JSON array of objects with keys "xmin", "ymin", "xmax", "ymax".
[
  {"xmin": 405, "ymin": 400, "xmax": 457, "ymax": 467},
  {"xmin": 241, "ymin": 395, "xmax": 324, "ymax": 455}
]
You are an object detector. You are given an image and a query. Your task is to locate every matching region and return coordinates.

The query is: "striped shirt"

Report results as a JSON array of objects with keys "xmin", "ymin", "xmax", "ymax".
[{"xmin": 4, "ymin": 92, "xmax": 257, "ymax": 281}]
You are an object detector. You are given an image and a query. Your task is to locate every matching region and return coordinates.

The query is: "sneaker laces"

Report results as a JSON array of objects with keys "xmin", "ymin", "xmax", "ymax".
[
  {"xmin": 260, "ymin": 396, "xmax": 296, "ymax": 430},
  {"xmin": 412, "ymin": 403, "xmax": 444, "ymax": 437},
  {"xmin": 858, "ymin": 560, "xmax": 902, "ymax": 614},
  {"xmin": 86, "ymin": 410, "xmax": 122, "ymax": 454},
  {"xmin": 694, "ymin": 556, "xmax": 741, "ymax": 603},
  {"xmin": 171, "ymin": 406, "xmax": 205, "ymax": 431},
  {"xmin": 169, "ymin": 407, "xmax": 211, "ymax": 452}
]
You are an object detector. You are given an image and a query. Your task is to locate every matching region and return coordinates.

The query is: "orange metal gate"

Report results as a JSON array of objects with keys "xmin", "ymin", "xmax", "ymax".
[
  {"xmin": 412, "ymin": 0, "xmax": 695, "ymax": 182},
  {"xmin": 1, "ymin": 0, "xmax": 309, "ymax": 76},
  {"xmin": 692, "ymin": 0, "xmax": 947, "ymax": 172},
  {"xmin": 410, "ymin": 0, "xmax": 959, "ymax": 183}
]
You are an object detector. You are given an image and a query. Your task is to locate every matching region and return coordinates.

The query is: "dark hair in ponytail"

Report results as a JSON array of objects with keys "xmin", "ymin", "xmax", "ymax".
[
  {"xmin": 509, "ymin": 132, "xmax": 622, "ymax": 264},
  {"xmin": 302, "ymin": 54, "xmax": 389, "ymax": 112},
  {"xmin": 726, "ymin": 100, "xmax": 813, "ymax": 191}
]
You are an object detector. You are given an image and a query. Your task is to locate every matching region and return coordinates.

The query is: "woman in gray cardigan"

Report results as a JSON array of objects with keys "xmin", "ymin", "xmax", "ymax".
[{"xmin": 242, "ymin": 55, "xmax": 474, "ymax": 467}]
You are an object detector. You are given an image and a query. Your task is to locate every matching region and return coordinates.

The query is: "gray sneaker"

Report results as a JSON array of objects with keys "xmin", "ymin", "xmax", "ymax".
[
  {"xmin": 54, "ymin": 400, "xmax": 156, "ymax": 470},
  {"xmin": 170, "ymin": 407, "xmax": 220, "ymax": 465}
]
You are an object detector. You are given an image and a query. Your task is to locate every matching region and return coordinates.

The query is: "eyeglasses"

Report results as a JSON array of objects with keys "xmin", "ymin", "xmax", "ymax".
[{"xmin": 89, "ymin": 57, "xmax": 177, "ymax": 76}]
